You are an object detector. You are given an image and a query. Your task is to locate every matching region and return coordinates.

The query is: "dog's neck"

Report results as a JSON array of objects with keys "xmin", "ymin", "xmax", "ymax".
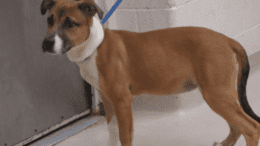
[{"xmin": 66, "ymin": 17, "xmax": 104, "ymax": 62}]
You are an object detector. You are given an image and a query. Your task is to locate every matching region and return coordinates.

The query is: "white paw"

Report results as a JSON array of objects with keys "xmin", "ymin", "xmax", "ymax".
[{"xmin": 212, "ymin": 142, "xmax": 222, "ymax": 146}]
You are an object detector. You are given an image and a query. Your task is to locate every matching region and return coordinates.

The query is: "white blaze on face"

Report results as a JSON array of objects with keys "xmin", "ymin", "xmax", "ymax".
[{"xmin": 54, "ymin": 34, "xmax": 63, "ymax": 54}]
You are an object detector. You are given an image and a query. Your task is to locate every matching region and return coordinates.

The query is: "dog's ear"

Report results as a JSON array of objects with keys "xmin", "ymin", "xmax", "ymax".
[
  {"xmin": 41, "ymin": 0, "xmax": 56, "ymax": 15},
  {"xmin": 78, "ymin": 2, "xmax": 104, "ymax": 20}
]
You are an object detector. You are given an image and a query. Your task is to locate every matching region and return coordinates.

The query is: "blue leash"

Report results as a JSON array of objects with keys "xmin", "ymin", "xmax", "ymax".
[{"xmin": 101, "ymin": 0, "xmax": 122, "ymax": 24}]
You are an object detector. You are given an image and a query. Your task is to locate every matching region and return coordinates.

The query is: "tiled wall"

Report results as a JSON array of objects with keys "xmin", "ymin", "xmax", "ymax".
[{"xmin": 104, "ymin": 0, "xmax": 260, "ymax": 56}]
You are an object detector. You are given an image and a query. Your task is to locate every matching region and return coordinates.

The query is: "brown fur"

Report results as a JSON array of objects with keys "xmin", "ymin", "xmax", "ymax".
[{"xmin": 41, "ymin": 0, "xmax": 260, "ymax": 145}]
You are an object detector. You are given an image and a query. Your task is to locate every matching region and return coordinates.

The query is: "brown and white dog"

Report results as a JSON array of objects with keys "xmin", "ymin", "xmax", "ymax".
[{"xmin": 41, "ymin": 0, "xmax": 260, "ymax": 145}]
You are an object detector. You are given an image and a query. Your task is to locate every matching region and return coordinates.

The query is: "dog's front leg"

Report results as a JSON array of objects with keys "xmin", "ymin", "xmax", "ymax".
[
  {"xmin": 100, "ymin": 79, "xmax": 134, "ymax": 146},
  {"xmin": 109, "ymin": 90, "xmax": 134, "ymax": 146},
  {"xmin": 100, "ymin": 91, "xmax": 120, "ymax": 146},
  {"xmin": 99, "ymin": 56, "xmax": 134, "ymax": 146}
]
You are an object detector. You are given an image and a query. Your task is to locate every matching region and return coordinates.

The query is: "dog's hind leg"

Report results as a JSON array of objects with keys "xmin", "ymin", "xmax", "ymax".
[
  {"xmin": 215, "ymin": 123, "xmax": 241, "ymax": 146},
  {"xmin": 202, "ymin": 87, "xmax": 259, "ymax": 146},
  {"xmin": 198, "ymin": 62, "xmax": 260, "ymax": 146},
  {"xmin": 100, "ymin": 92, "xmax": 119, "ymax": 146},
  {"xmin": 213, "ymin": 123, "xmax": 241, "ymax": 146},
  {"xmin": 196, "ymin": 47, "xmax": 260, "ymax": 145}
]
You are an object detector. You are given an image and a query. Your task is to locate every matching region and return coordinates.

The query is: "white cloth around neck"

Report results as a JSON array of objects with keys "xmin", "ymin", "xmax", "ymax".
[{"xmin": 67, "ymin": 17, "xmax": 104, "ymax": 62}]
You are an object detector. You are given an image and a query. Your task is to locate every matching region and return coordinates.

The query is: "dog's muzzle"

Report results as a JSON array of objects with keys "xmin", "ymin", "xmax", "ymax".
[{"xmin": 42, "ymin": 37, "xmax": 55, "ymax": 53}]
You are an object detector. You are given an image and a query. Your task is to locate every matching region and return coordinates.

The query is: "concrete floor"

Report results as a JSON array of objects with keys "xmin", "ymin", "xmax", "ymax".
[{"xmin": 32, "ymin": 56, "xmax": 260, "ymax": 146}]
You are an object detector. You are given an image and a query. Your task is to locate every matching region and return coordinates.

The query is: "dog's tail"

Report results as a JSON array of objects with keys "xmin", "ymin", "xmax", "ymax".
[{"xmin": 231, "ymin": 39, "xmax": 260, "ymax": 123}]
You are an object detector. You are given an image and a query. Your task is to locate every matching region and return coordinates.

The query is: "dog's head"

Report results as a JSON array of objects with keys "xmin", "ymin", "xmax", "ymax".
[{"xmin": 41, "ymin": 0, "xmax": 104, "ymax": 55}]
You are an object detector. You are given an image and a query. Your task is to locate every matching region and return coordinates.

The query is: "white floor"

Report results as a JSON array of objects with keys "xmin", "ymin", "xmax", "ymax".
[
  {"xmin": 32, "ymin": 55, "xmax": 260, "ymax": 146},
  {"xmin": 50, "ymin": 65, "xmax": 260, "ymax": 146}
]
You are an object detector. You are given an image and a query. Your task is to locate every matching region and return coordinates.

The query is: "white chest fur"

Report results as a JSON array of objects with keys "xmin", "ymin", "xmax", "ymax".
[
  {"xmin": 77, "ymin": 50, "xmax": 99, "ymax": 90},
  {"xmin": 66, "ymin": 17, "xmax": 104, "ymax": 91}
]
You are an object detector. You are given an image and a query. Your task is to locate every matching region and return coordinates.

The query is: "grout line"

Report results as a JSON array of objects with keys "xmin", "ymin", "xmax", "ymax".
[
  {"xmin": 117, "ymin": 0, "xmax": 199, "ymax": 11},
  {"xmin": 232, "ymin": 24, "xmax": 260, "ymax": 39}
]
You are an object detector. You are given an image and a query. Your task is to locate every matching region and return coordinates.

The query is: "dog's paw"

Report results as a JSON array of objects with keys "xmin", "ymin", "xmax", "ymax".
[{"xmin": 212, "ymin": 142, "xmax": 222, "ymax": 146}]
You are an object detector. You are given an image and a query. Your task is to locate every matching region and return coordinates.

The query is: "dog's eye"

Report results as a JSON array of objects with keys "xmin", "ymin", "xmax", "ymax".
[
  {"xmin": 63, "ymin": 17, "xmax": 79, "ymax": 29},
  {"xmin": 47, "ymin": 15, "xmax": 54, "ymax": 27}
]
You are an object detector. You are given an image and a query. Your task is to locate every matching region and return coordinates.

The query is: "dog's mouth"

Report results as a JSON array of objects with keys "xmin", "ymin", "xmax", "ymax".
[
  {"xmin": 42, "ymin": 35, "xmax": 73, "ymax": 55},
  {"xmin": 62, "ymin": 45, "xmax": 73, "ymax": 54}
]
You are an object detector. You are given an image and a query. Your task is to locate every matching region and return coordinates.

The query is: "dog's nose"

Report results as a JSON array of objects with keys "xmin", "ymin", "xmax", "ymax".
[{"xmin": 42, "ymin": 38, "xmax": 54, "ymax": 53}]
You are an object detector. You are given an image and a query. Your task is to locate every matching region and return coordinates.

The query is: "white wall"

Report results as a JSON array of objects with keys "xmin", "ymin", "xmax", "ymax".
[{"xmin": 102, "ymin": 0, "xmax": 260, "ymax": 56}]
